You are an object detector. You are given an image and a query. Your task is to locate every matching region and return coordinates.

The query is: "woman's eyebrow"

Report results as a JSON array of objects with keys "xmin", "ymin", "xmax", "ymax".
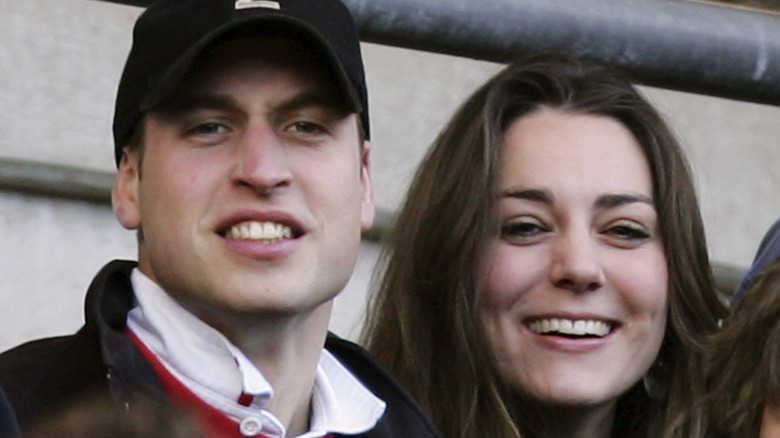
[
  {"xmin": 594, "ymin": 193, "xmax": 654, "ymax": 210},
  {"xmin": 498, "ymin": 188, "xmax": 553, "ymax": 205},
  {"xmin": 497, "ymin": 190, "xmax": 653, "ymax": 210}
]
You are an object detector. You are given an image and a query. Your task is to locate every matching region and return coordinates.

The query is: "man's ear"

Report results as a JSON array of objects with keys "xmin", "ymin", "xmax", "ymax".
[
  {"xmin": 360, "ymin": 141, "xmax": 375, "ymax": 231},
  {"xmin": 112, "ymin": 150, "xmax": 142, "ymax": 230}
]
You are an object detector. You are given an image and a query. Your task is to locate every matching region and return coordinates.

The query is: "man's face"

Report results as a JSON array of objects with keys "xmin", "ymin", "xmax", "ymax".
[{"xmin": 112, "ymin": 36, "xmax": 374, "ymax": 322}]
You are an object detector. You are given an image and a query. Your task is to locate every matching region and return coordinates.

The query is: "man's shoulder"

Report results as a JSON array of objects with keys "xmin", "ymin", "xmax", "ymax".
[
  {"xmin": 325, "ymin": 334, "xmax": 441, "ymax": 438},
  {"xmin": 0, "ymin": 328, "xmax": 102, "ymax": 376},
  {"xmin": 0, "ymin": 385, "xmax": 19, "ymax": 438},
  {"xmin": 0, "ymin": 328, "xmax": 107, "ymax": 431},
  {"xmin": 0, "ymin": 259, "xmax": 135, "ymax": 397}
]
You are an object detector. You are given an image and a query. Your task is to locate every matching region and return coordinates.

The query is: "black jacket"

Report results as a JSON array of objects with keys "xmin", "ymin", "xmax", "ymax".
[
  {"xmin": 0, "ymin": 387, "xmax": 19, "ymax": 438},
  {"xmin": 0, "ymin": 260, "xmax": 440, "ymax": 438}
]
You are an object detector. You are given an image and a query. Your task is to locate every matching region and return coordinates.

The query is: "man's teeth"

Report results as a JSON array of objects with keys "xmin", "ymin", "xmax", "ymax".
[
  {"xmin": 225, "ymin": 222, "xmax": 293, "ymax": 242},
  {"xmin": 529, "ymin": 319, "xmax": 612, "ymax": 337}
]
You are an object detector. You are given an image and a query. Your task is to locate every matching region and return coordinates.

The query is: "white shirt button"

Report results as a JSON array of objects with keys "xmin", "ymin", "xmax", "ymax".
[{"xmin": 239, "ymin": 416, "xmax": 263, "ymax": 437}]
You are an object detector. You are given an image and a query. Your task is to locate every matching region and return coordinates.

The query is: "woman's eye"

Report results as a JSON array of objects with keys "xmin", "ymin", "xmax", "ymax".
[
  {"xmin": 500, "ymin": 220, "xmax": 548, "ymax": 240},
  {"xmin": 605, "ymin": 224, "xmax": 651, "ymax": 241}
]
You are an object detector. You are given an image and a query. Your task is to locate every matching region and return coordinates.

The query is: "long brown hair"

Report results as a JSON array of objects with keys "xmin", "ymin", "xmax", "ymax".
[
  {"xmin": 696, "ymin": 259, "xmax": 780, "ymax": 437},
  {"xmin": 361, "ymin": 52, "xmax": 726, "ymax": 438}
]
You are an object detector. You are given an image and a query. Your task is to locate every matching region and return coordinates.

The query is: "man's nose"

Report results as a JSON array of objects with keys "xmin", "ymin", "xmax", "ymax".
[{"xmin": 230, "ymin": 122, "xmax": 293, "ymax": 194}]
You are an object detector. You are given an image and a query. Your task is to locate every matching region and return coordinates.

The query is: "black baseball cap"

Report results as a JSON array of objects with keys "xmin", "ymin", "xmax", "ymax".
[{"xmin": 112, "ymin": 0, "xmax": 369, "ymax": 165}]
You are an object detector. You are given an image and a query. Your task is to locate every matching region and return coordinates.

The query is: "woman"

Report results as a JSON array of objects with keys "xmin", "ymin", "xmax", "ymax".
[
  {"xmin": 699, "ymin": 259, "xmax": 780, "ymax": 438},
  {"xmin": 361, "ymin": 52, "xmax": 726, "ymax": 438},
  {"xmin": 694, "ymin": 218, "xmax": 780, "ymax": 437}
]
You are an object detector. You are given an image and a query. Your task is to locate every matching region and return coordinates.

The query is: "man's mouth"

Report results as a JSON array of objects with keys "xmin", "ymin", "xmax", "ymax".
[
  {"xmin": 223, "ymin": 221, "xmax": 294, "ymax": 243},
  {"xmin": 528, "ymin": 318, "xmax": 613, "ymax": 338}
]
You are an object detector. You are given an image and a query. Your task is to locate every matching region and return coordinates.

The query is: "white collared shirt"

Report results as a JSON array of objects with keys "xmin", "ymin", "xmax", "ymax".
[{"xmin": 126, "ymin": 269, "xmax": 385, "ymax": 438}]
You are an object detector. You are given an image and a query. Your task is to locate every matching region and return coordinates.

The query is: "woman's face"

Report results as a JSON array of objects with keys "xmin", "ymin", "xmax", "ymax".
[{"xmin": 479, "ymin": 109, "xmax": 668, "ymax": 410}]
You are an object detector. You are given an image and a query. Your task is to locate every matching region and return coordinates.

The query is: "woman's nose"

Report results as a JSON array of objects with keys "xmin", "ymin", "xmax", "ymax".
[{"xmin": 549, "ymin": 230, "xmax": 606, "ymax": 293}]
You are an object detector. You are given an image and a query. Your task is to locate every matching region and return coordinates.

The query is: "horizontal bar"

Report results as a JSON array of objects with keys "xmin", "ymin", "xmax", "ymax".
[
  {"xmin": 99, "ymin": 0, "xmax": 780, "ymax": 106},
  {"xmin": 0, "ymin": 158, "xmax": 114, "ymax": 204}
]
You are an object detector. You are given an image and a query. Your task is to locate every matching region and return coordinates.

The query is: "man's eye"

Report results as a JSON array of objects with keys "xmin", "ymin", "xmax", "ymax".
[
  {"xmin": 288, "ymin": 121, "xmax": 325, "ymax": 135},
  {"xmin": 189, "ymin": 122, "xmax": 229, "ymax": 136}
]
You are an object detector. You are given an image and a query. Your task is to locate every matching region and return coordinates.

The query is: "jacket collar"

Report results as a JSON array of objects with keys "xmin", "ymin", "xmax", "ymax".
[{"xmin": 83, "ymin": 260, "xmax": 165, "ymax": 402}]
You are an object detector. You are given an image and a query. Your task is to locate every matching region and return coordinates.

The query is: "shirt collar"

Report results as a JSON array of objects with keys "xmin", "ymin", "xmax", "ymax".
[
  {"xmin": 306, "ymin": 349, "xmax": 387, "ymax": 437},
  {"xmin": 126, "ymin": 268, "xmax": 385, "ymax": 437}
]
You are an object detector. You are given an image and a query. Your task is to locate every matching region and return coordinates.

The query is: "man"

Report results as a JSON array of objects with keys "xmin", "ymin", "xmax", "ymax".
[{"xmin": 0, "ymin": 1, "xmax": 440, "ymax": 437}]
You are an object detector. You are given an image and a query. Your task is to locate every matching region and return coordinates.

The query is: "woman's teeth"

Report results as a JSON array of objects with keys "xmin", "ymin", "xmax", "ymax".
[
  {"xmin": 225, "ymin": 221, "xmax": 293, "ymax": 242},
  {"xmin": 529, "ymin": 318, "xmax": 612, "ymax": 337}
]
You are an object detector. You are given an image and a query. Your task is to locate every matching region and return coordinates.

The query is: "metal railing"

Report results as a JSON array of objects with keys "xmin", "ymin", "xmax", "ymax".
[{"xmin": 104, "ymin": 0, "xmax": 780, "ymax": 105}]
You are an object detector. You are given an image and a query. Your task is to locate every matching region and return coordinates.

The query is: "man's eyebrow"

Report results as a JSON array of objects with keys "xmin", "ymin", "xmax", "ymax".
[
  {"xmin": 274, "ymin": 90, "xmax": 351, "ymax": 115},
  {"xmin": 153, "ymin": 92, "xmax": 239, "ymax": 116},
  {"xmin": 498, "ymin": 188, "xmax": 553, "ymax": 204},
  {"xmin": 594, "ymin": 193, "xmax": 654, "ymax": 210},
  {"xmin": 154, "ymin": 89, "xmax": 350, "ymax": 117}
]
